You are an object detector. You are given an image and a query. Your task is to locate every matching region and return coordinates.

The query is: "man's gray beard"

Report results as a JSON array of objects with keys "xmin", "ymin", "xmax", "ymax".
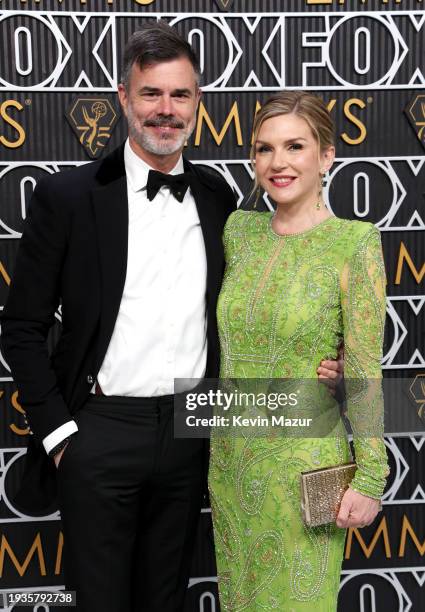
[{"xmin": 127, "ymin": 115, "xmax": 195, "ymax": 156}]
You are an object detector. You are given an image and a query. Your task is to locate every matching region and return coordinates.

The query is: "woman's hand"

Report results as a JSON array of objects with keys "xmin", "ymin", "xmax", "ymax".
[
  {"xmin": 317, "ymin": 344, "xmax": 344, "ymax": 393},
  {"xmin": 336, "ymin": 486, "xmax": 381, "ymax": 528}
]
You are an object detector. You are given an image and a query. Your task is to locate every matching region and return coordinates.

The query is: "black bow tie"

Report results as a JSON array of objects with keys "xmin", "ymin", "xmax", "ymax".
[{"xmin": 145, "ymin": 170, "xmax": 192, "ymax": 203}]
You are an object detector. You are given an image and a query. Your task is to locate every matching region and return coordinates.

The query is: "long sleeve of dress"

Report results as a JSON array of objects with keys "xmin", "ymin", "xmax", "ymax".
[{"xmin": 340, "ymin": 224, "xmax": 390, "ymax": 499}]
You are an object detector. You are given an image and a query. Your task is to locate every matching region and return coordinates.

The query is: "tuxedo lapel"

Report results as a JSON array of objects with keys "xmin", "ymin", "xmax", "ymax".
[
  {"xmin": 183, "ymin": 159, "xmax": 224, "ymax": 302},
  {"xmin": 91, "ymin": 145, "xmax": 128, "ymax": 371}
]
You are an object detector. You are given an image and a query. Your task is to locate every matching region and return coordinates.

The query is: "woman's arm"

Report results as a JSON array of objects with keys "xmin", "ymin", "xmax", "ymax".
[{"xmin": 336, "ymin": 224, "xmax": 390, "ymax": 527}]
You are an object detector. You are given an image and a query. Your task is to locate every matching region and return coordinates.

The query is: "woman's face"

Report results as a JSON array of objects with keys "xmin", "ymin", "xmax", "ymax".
[{"xmin": 254, "ymin": 113, "xmax": 334, "ymax": 208}]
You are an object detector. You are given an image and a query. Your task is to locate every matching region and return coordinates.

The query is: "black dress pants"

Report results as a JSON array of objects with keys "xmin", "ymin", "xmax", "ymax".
[{"xmin": 56, "ymin": 394, "xmax": 204, "ymax": 612}]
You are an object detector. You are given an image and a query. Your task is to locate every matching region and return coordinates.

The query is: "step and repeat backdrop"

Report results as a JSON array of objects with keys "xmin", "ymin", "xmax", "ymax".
[{"xmin": 0, "ymin": 1, "xmax": 424, "ymax": 610}]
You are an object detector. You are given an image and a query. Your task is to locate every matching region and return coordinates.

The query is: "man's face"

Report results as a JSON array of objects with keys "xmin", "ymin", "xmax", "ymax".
[{"xmin": 118, "ymin": 57, "xmax": 201, "ymax": 167}]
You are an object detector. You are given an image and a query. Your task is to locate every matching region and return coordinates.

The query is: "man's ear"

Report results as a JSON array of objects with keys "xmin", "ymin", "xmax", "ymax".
[
  {"xmin": 117, "ymin": 83, "xmax": 128, "ymax": 117},
  {"xmin": 196, "ymin": 87, "xmax": 202, "ymax": 108}
]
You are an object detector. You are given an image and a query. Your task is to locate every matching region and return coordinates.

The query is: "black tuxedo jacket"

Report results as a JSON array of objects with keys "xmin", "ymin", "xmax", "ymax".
[{"xmin": 1, "ymin": 143, "xmax": 236, "ymax": 514}]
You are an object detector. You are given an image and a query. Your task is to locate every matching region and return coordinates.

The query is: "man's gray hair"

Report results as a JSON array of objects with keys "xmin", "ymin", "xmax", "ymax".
[{"xmin": 120, "ymin": 22, "xmax": 201, "ymax": 89}]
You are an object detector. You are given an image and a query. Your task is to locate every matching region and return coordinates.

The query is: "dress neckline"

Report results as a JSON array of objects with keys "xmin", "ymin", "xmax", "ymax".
[{"xmin": 268, "ymin": 213, "xmax": 337, "ymax": 238}]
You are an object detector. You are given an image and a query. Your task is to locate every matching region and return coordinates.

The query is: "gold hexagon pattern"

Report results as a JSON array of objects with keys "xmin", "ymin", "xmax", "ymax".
[
  {"xmin": 409, "ymin": 373, "xmax": 425, "ymax": 423},
  {"xmin": 213, "ymin": 0, "xmax": 234, "ymax": 11},
  {"xmin": 405, "ymin": 94, "xmax": 425, "ymax": 150},
  {"xmin": 66, "ymin": 97, "xmax": 120, "ymax": 159}
]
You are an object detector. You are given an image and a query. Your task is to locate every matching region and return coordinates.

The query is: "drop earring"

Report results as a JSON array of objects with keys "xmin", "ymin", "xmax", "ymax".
[
  {"xmin": 254, "ymin": 185, "xmax": 261, "ymax": 209},
  {"xmin": 316, "ymin": 172, "xmax": 325, "ymax": 210}
]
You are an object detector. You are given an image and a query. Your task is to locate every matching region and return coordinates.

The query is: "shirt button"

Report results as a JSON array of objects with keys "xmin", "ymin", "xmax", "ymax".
[{"xmin": 87, "ymin": 375, "xmax": 94, "ymax": 385}]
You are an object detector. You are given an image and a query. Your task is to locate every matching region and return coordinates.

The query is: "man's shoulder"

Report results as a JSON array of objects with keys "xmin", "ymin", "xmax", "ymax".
[
  {"xmin": 35, "ymin": 143, "xmax": 125, "ymax": 197},
  {"xmin": 192, "ymin": 164, "xmax": 226, "ymax": 185},
  {"xmin": 185, "ymin": 160, "xmax": 234, "ymax": 194},
  {"xmin": 38, "ymin": 160, "xmax": 102, "ymax": 191}
]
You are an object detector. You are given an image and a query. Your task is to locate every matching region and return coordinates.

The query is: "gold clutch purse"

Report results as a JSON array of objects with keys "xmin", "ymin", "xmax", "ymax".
[{"xmin": 300, "ymin": 462, "xmax": 357, "ymax": 527}]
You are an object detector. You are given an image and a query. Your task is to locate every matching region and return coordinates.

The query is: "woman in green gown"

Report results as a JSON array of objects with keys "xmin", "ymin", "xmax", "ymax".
[{"xmin": 208, "ymin": 91, "xmax": 389, "ymax": 611}]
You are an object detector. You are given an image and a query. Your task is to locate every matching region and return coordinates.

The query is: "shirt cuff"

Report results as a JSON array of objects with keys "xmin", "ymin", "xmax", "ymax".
[{"xmin": 42, "ymin": 421, "xmax": 79, "ymax": 455}]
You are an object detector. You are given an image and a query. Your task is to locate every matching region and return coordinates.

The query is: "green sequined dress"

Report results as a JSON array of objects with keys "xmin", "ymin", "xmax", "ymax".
[{"xmin": 209, "ymin": 211, "xmax": 389, "ymax": 612}]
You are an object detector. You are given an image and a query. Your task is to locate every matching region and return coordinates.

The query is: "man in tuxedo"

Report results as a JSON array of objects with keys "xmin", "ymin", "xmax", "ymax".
[
  {"xmin": 2, "ymin": 22, "xmax": 237, "ymax": 611},
  {"xmin": 2, "ymin": 22, "xmax": 341, "ymax": 612}
]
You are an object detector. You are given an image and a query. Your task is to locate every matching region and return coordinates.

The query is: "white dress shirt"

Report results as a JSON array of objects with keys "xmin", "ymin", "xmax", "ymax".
[{"xmin": 43, "ymin": 139, "xmax": 207, "ymax": 453}]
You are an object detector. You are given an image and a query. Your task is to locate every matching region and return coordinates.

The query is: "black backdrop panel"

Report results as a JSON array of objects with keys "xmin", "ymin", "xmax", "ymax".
[{"xmin": 0, "ymin": 3, "xmax": 424, "ymax": 611}]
